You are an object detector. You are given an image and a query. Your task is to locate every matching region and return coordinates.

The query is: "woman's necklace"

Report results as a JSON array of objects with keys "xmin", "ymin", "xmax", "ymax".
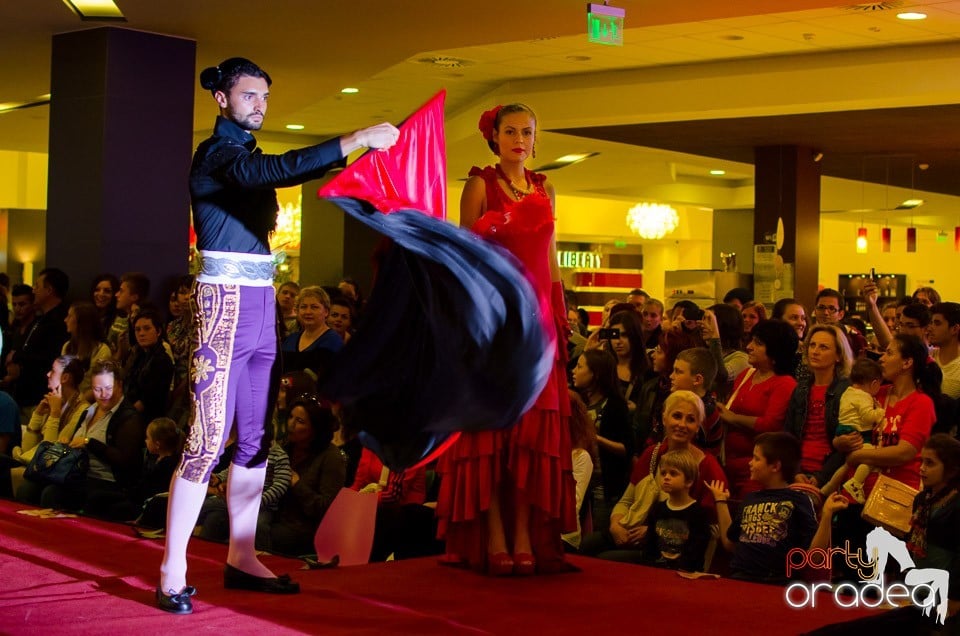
[{"xmin": 496, "ymin": 164, "xmax": 532, "ymax": 200}]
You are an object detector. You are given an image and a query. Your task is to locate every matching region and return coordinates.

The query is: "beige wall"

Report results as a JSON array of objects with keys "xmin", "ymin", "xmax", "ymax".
[
  {"xmin": 819, "ymin": 217, "xmax": 955, "ymax": 300},
  {"xmin": 0, "ymin": 150, "xmax": 47, "ymax": 209}
]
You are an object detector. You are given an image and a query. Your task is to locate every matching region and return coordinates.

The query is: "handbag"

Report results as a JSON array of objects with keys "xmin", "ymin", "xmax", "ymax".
[
  {"xmin": 614, "ymin": 443, "xmax": 664, "ymax": 529},
  {"xmin": 861, "ymin": 473, "xmax": 918, "ymax": 537},
  {"xmin": 24, "ymin": 441, "xmax": 89, "ymax": 486}
]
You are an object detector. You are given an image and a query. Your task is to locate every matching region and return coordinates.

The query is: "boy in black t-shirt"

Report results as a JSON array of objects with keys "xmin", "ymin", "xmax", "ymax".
[
  {"xmin": 642, "ymin": 449, "xmax": 711, "ymax": 571},
  {"xmin": 706, "ymin": 432, "xmax": 848, "ymax": 583}
]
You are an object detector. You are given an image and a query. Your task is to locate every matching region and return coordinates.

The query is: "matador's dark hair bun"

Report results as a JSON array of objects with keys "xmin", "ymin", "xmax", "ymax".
[{"xmin": 199, "ymin": 57, "xmax": 272, "ymax": 95}]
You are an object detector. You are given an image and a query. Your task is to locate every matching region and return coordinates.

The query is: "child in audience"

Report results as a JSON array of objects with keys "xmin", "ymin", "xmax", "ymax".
[
  {"xmin": 119, "ymin": 417, "xmax": 181, "ymax": 524},
  {"xmin": 836, "ymin": 358, "xmax": 885, "ymax": 445},
  {"xmin": 670, "ymin": 348, "xmax": 720, "ymax": 455},
  {"xmin": 706, "ymin": 432, "xmax": 848, "ymax": 583},
  {"xmin": 820, "ymin": 358, "xmax": 886, "ymax": 502},
  {"xmin": 197, "ymin": 441, "xmax": 291, "ymax": 549},
  {"xmin": 640, "ymin": 449, "xmax": 710, "ymax": 571}
]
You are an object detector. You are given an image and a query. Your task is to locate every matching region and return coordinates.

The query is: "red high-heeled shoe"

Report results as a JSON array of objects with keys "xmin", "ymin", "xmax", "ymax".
[
  {"xmin": 487, "ymin": 552, "xmax": 514, "ymax": 576},
  {"xmin": 513, "ymin": 552, "xmax": 536, "ymax": 576}
]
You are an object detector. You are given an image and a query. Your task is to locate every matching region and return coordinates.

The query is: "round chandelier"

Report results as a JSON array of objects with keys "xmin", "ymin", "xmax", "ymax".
[{"xmin": 626, "ymin": 202, "xmax": 679, "ymax": 240}]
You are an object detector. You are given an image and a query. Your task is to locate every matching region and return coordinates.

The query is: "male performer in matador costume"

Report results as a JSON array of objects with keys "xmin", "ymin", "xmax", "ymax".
[{"xmin": 157, "ymin": 57, "xmax": 399, "ymax": 614}]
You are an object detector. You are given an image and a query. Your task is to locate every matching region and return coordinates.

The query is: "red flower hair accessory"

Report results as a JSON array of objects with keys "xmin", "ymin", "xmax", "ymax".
[{"xmin": 478, "ymin": 105, "xmax": 502, "ymax": 142}]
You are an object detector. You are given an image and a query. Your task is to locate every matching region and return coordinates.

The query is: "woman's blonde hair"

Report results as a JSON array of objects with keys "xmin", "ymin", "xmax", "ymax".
[
  {"xmin": 296, "ymin": 285, "xmax": 331, "ymax": 311},
  {"xmin": 802, "ymin": 324, "xmax": 854, "ymax": 378},
  {"xmin": 662, "ymin": 390, "xmax": 705, "ymax": 425}
]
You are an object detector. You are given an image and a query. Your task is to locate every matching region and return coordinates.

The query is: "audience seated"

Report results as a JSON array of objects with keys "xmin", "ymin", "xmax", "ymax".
[
  {"xmin": 3, "ymin": 263, "xmax": 959, "ymax": 596},
  {"xmin": 581, "ymin": 391, "xmax": 726, "ymax": 564},
  {"xmin": 572, "ymin": 349, "xmax": 633, "ymax": 534},
  {"xmin": 717, "ymin": 319, "xmax": 798, "ymax": 499},
  {"xmin": 89, "ymin": 274, "xmax": 120, "ymax": 341},
  {"xmin": 913, "ymin": 285, "xmax": 941, "ymax": 308},
  {"xmin": 337, "ymin": 277, "xmax": 363, "ymax": 316},
  {"xmin": 740, "ymin": 301, "xmax": 767, "ymax": 350},
  {"xmin": 164, "ymin": 275, "xmax": 196, "ymax": 428},
  {"xmin": 700, "ymin": 304, "xmax": 745, "ymax": 400},
  {"xmin": 830, "ymin": 334, "xmax": 937, "ymax": 579},
  {"xmin": 62, "ymin": 301, "xmax": 112, "ymax": 398},
  {"xmin": 670, "ymin": 348, "xmax": 721, "ymax": 455},
  {"xmin": 327, "ymin": 295, "xmax": 355, "ymax": 345},
  {"xmin": 268, "ymin": 395, "xmax": 346, "ymax": 557},
  {"xmin": 16, "ymin": 360, "xmax": 144, "ymax": 516},
  {"xmin": 281, "ymin": 286, "xmax": 343, "ymax": 380},
  {"xmin": 786, "ymin": 324, "xmax": 854, "ymax": 488},
  {"xmin": 198, "ymin": 440, "xmax": 291, "ymax": 550},
  {"xmin": 634, "ymin": 329, "xmax": 699, "ymax": 451},
  {"xmin": 0, "ymin": 389, "xmax": 19, "ymax": 457},
  {"xmin": 107, "ymin": 416, "xmax": 182, "ymax": 522},
  {"xmin": 10, "ymin": 355, "xmax": 90, "ymax": 469},
  {"xmin": 122, "ymin": 309, "xmax": 175, "ymax": 424},
  {"xmin": 9, "ymin": 268, "xmax": 70, "ymax": 419},
  {"xmin": 273, "ymin": 370, "xmax": 318, "ymax": 443},
  {"xmin": 706, "ymin": 432, "xmax": 847, "ymax": 584},
  {"xmin": 0, "ymin": 285, "xmax": 39, "ymax": 396},
  {"xmin": 604, "ymin": 310, "xmax": 653, "ymax": 414},
  {"xmin": 276, "ymin": 281, "xmax": 300, "ymax": 338},
  {"xmin": 109, "ymin": 271, "xmax": 150, "ymax": 365},
  {"xmin": 561, "ymin": 390, "xmax": 597, "ymax": 551}
]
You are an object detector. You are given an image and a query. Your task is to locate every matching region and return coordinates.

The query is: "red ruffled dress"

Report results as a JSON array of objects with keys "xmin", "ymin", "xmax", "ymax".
[{"xmin": 436, "ymin": 165, "xmax": 576, "ymax": 574}]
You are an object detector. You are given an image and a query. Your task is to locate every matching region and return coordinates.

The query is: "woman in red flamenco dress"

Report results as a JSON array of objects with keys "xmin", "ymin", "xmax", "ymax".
[{"xmin": 436, "ymin": 103, "xmax": 576, "ymax": 575}]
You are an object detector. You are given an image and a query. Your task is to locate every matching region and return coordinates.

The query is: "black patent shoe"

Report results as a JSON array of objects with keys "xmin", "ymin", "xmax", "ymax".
[
  {"xmin": 223, "ymin": 564, "xmax": 300, "ymax": 594},
  {"xmin": 155, "ymin": 585, "xmax": 196, "ymax": 614}
]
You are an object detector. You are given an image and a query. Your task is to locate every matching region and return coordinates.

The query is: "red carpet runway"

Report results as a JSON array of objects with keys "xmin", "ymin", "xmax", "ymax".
[{"xmin": 0, "ymin": 499, "xmax": 877, "ymax": 635}]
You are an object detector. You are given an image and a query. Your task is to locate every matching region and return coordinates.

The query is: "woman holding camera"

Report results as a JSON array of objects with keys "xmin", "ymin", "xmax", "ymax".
[
  {"xmin": 572, "ymin": 348, "xmax": 633, "ymax": 535},
  {"xmin": 604, "ymin": 310, "xmax": 652, "ymax": 414}
]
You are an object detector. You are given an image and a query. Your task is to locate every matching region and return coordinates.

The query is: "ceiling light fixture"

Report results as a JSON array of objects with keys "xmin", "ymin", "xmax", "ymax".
[
  {"xmin": 556, "ymin": 153, "xmax": 593, "ymax": 164},
  {"xmin": 62, "ymin": 0, "xmax": 125, "ymax": 21},
  {"xmin": 626, "ymin": 203, "xmax": 679, "ymax": 240},
  {"xmin": 709, "ymin": 169, "xmax": 726, "ymax": 176},
  {"xmin": 341, "ymin": 87, "xmax": 359, "ymax": 94},
  {"xmin": 285, "ymin": 124, "xmax": 305, "ymax": 130},
  {"xmin": 856, "ymin": 226, "xmax": 868, "ymax": 253},
  {"xmin": 897, "ymin": 12, "xmax": 927, "ymax": 20},
  {"xmin": 896, "ymin": 198, "xmax": 924, "ymax": 209}
]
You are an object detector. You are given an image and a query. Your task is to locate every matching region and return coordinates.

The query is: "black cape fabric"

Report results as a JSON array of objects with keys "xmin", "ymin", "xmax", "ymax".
[{"xmin": 320, "ymin": 197, "xmax": 551, "ymax": 471}]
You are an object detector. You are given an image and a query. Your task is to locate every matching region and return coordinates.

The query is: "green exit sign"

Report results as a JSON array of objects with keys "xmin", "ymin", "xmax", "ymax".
[{"xmin": 587, "ymin": 3, "xmax": 625, "ymax": 46}]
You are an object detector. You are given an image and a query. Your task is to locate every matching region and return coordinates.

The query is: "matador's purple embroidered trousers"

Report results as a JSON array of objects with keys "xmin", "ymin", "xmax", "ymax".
[{"xmin": 176, "ymin": 280, "xmax": 276, "ymax": 483}]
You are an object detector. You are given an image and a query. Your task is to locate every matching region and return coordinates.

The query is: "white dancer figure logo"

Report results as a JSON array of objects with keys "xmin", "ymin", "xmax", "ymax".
[{"xmin": 864, "ymin": 527, "xmax": 949, "ymax": 625}]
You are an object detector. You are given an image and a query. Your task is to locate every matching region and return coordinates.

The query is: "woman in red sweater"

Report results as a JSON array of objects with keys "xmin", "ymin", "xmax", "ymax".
[{"xmin": 717, "ymin": 319, "xmax": 799, "ymax": 499}]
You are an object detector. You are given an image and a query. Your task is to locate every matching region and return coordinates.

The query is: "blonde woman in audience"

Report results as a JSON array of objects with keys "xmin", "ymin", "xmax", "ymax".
[
  {"xmin": 281, "ymin": 286, "xmax": 343, "ymax": 377},
  {"xmin": 580, "ymin": 390, "xmax": 725, "ymax": 562}
]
